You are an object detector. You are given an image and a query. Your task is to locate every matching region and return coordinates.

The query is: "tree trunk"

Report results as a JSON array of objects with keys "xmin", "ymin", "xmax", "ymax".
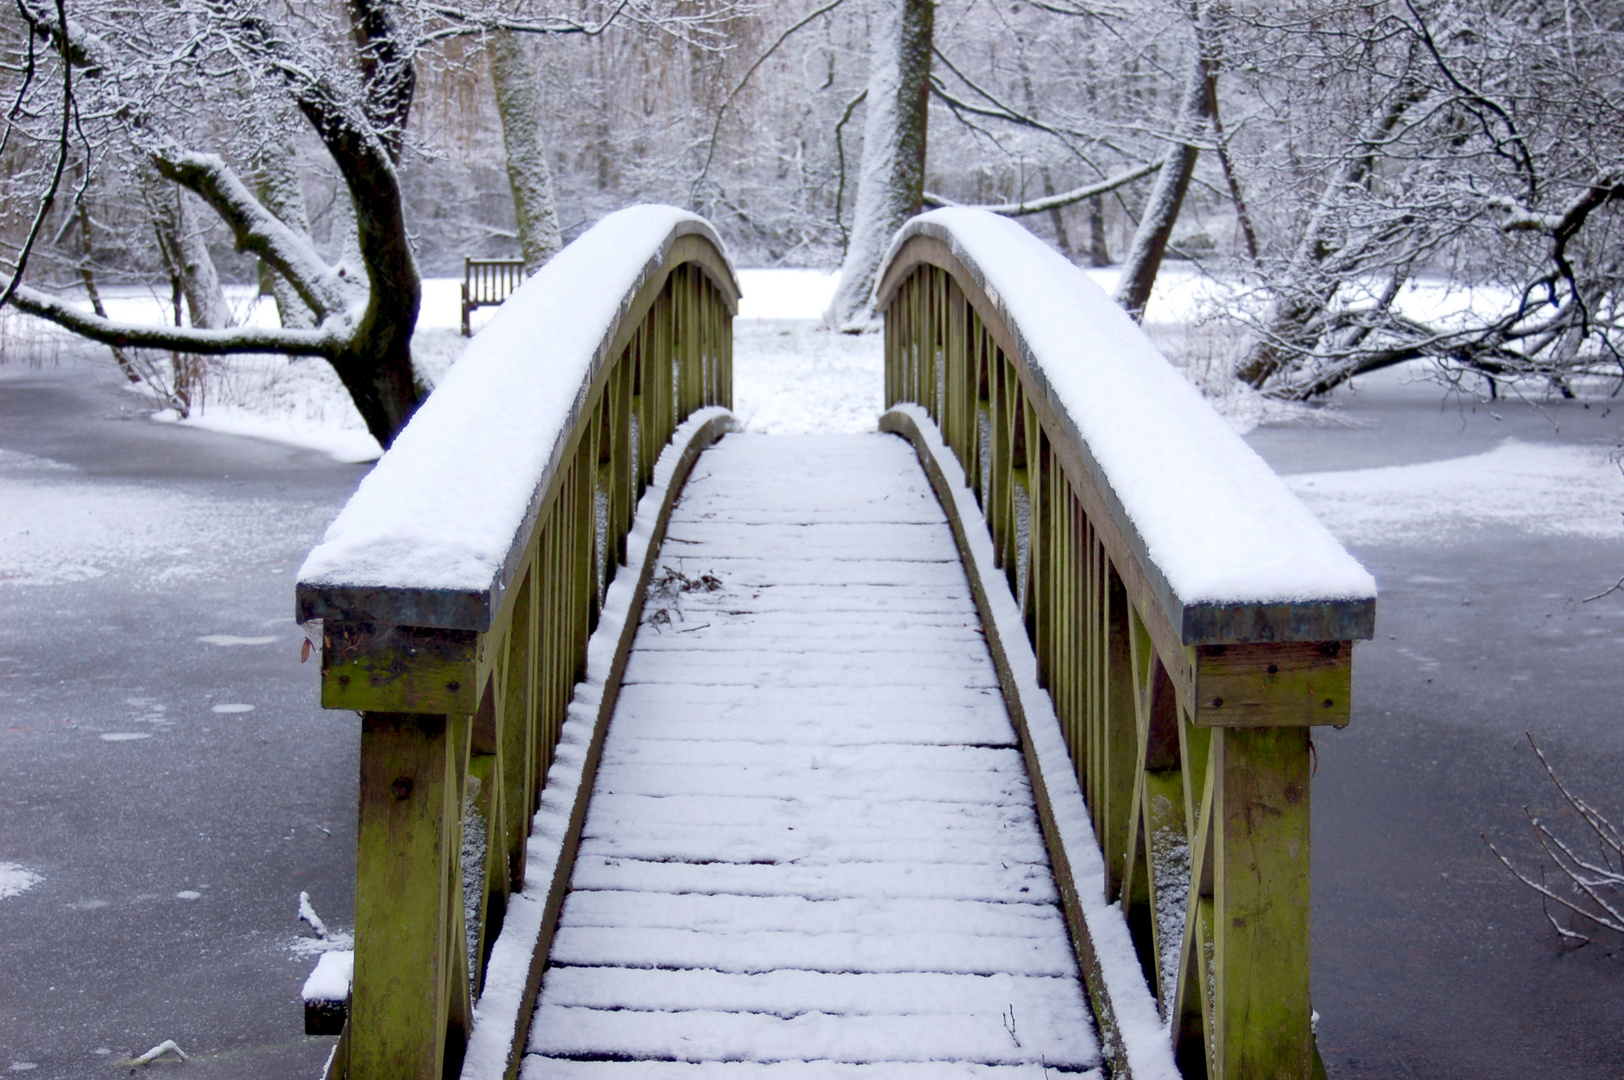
[
  {"xmin": 255, "ymin": 134, "xmax": 316, "ymax": 329},
  {"xmin": 1041, "ymin": 167, "xmax": 1072, "ymax": 257},
  {"xmin": 144, "ymin": 173, "xmax": 232, "ymax": 415},
  {"xmin": 1087, "ymin": 195, "xmax": 1110, "ymax": 267},
  {"xmin": 146, "ymin": 179, "xmax": 235, "ymax": 332},
  {"xmin": 73, "ymin": 189, "xmax": 139, "ymax": 383},
  {"xmin": 1114, "ymin": 26, "xmax": 1212, "ymax": 322},
  {"xmin": 489, "ymin": 30, "xmax": 564, "ymax": 275},
  {"xmin": 825, "ymin": 0, "xmax": 934, "ymax": 331}
]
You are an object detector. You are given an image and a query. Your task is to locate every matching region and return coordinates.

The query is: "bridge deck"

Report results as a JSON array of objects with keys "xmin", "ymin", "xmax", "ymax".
[{"xmin": 523, "ymin": 434, "xmax": 1101, "ymax": 1078}]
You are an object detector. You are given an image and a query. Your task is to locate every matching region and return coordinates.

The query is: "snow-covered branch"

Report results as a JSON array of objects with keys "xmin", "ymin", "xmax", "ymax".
[
  {"xmin": 152, "ymin": 151, "xmax": 350, "ymax": 319},
  {"xmin": 10, "ymin": 285, "xmax": 341, "ymax": 356},
  {"xmin": 923, "ymin": 160, "xmax": 1160, "ymax": 217}
]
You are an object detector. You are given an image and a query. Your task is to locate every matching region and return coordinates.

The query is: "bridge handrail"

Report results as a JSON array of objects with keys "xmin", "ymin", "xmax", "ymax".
[
  {"xmin": 875, "ymin": 208, "xmax": 1376, "ymax": 1080},
  {"xmin": 296, "ymin": 205, "xmax": 737, "ymax": 1080},
  {"xmin": 878, "ymin": 210, "xmax": 1375, "ymax": 648},
  {"xmin": 299, "ymin": 207, "xmax": 735, "ymax": 630}
]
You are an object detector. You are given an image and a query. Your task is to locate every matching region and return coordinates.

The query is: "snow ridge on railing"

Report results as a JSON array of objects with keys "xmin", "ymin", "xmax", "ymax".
[
  {"xmin": 877, "ymin": 211, "xmax": 1375, "ymax": 1080},
  {"xmin": 293, "ymin": 207, "xmax": 737, "ymax": 1080},
  {"xmin": 298, "ymin": 205, "xmax": 737, "ymax": 631},
  {"xmin": 880, "ymin": 208, "xmax": 1374, "ymax": 644}
]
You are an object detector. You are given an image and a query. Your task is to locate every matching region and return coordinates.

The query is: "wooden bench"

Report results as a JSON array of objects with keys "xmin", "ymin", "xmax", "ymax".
[{"xmin": 460, "ymin": 257, "xmax": 526, "ymax": 336}]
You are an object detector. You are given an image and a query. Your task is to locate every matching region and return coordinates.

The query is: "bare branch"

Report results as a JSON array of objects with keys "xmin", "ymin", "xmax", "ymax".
[
  {"xmin": 693, "ymin": 0, "xmax": 850, "ymax": 196},
  {"xmin": 0, "ymin": 0, "xmax": 73, "ymax": 312},
  {"xmin": 1582, "ymin": 575, "xmax": 1624, "ymax": 604},
  {"xmin": 924, "ymin": 159, "xmax": 1161, "ymax": 217}
]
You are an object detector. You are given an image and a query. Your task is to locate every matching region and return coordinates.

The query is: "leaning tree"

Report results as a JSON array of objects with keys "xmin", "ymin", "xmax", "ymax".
[{"xmin": 0, "ymin": 0, "xmax": 738, "ymax": 447}]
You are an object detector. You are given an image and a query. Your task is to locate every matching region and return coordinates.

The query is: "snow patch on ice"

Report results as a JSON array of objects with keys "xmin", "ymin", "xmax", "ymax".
[
  {"xmin": 1287, "ymin": 439, "xmax": 1624, "ymax": 546},
  {"xmin": 0, "ymin": 455, "xmax": 331, "ymax": 589},
  {"xmin": 291, "ymin": 930, "xmax": 354, "ymax": 958},
  {"xmin": 210, "ymin": 703, "xmax": 255, "ymax": 714},
  {"xmin": 0, "ymin": 863, "xmax": 42, "ymax": 900},
  {"xmin": 99, "ymin": 733, "xmax": 151, "ymax": 742},
  {"xmin": 172, "ymin": 406, "xmax": 382, "ymax": 464},
  {"xmin": 197, "ymin": 634, "xmax": 278, "ymax": 647}
]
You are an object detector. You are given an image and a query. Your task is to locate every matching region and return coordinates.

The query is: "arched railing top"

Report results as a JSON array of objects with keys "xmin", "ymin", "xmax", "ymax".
[
  {"xmin": 298, "ymin": 205, "xmax": 738, "ymax": 632},
  {"xmin": 876, "ymin": 208, "xmax": 1374, "ymax": 646}
]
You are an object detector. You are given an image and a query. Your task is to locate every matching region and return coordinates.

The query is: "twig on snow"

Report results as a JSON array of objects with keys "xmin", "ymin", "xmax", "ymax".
[
  {"xmin": 129, "ymin": 1040, "xmax": 188, "ymax": 1065},
  {"xmin": 299, "ymin": 890, "xmax": 329, "ymax": 940}
]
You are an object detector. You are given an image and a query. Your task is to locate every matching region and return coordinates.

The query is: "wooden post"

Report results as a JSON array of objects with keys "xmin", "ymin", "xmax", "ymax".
[
  {"xmin": 351, "ymin": 711, "xmax": 468, "ymax": 1080},
  {"xmin": 1211, "ymin": 725, "xmax": 1313, "ymax": 1080}
]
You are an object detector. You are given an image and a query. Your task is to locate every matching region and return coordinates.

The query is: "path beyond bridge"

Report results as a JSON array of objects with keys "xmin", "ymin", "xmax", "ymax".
[{"xmin": 527, "ymin": 434, "xmax": 1101, "ymax": 1074}]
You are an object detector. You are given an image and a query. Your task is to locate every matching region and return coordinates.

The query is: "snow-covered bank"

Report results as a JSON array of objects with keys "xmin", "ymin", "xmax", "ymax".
[
  {"xmin": 4, "ymin": 265, "xmax": 1609, "ymax": 461},
  {"xmin": 1287, "ymin": 439, "xmax": 1624, "ymax": 546}
]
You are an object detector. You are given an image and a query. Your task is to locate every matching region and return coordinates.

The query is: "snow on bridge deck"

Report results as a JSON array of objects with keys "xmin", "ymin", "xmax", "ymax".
[{"xmin": 523, "ymin": 434, "xmax": 1102, "ymax": 1078}]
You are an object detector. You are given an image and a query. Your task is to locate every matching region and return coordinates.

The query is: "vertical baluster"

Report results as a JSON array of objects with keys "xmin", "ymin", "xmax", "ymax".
[{"xmin": 1102, "ymin": 566, "xmax": 1137, "ymax": 901}]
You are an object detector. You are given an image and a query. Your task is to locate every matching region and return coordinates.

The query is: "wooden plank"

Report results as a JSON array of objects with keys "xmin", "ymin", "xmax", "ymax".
[{"xmin": 321, "ymin": 623, "xmax": 477, "ymax": 714}]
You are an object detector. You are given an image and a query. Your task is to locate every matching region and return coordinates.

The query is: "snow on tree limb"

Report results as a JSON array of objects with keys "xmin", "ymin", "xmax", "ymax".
[
  {"xmin": 152, "ymin": 151, "xmax": 350, "ymax": 320},
  {"xmin": 923, "ymin": 160, "xmax": 1161, "ymax": 217},
  {"xmin": 10, "ymin": 285, "xmax": 341, "ymax": 356}
]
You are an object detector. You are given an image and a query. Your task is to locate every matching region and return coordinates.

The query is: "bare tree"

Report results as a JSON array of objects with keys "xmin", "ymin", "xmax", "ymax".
[
  {"xmin": 1223, "ymin": 0, "xmax": 1624, "ymax": 399},
  {"xmin": 1114, "ymin": 3, "xmax": 1215, "ymax": 321},
  {"xmin": 1, "ymin": 0, "xmax": 741, "ymax": 447}
]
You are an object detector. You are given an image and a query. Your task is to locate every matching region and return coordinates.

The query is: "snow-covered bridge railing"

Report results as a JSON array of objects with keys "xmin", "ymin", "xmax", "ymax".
[
  {"xmin": 876, "ymin": 209, "xmax": 1377, "ymax": 1080},
  {"xmin": 295, "ymin": 206, "xmax": 736, "ymax": 1080}
]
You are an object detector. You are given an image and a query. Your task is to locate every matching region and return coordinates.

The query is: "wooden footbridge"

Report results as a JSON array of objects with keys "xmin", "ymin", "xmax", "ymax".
[{"xmin": 296, "ymin": 206, "xmax": 1376, "ymax": 1080}]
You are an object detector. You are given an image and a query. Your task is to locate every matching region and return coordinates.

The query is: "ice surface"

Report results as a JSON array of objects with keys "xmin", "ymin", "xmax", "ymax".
[
  {"xmin": 0, "ymin": 450, "xmax": 331, "ymax": 588},
  {"xmin": 882, "ymin": 210, "xmax": 1376, "ymax": 611},
  {"xmin": 299, "ymin": 206, "xmax": 735, "ymax": 604}
]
